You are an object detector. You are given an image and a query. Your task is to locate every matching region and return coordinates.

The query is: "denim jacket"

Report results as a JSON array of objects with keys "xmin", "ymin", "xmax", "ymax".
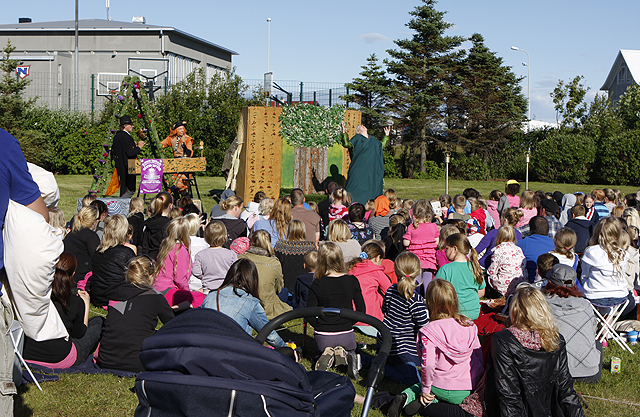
[{"xmin": 202, "ymin": 286, "xmax": 285, "ymax": 348}]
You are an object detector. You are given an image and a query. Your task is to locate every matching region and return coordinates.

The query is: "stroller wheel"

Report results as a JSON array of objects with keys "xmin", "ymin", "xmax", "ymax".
[
  {"xmin": 315, "ymin": 347, "xmax": 335, "ymax": 371},
  {"xmin": 347, "ymin": 351, "xmax": 360, "ymax": 380}
]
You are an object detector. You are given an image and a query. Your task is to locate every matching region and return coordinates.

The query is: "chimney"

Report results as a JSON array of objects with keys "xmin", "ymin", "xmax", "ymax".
[
  {"xmin": 132, "ymin": 16, "xmax": 146, "ymax": 24},
  {"xmin": 18, "ymin": 18, "xmax": 32, "ymax": 23}
]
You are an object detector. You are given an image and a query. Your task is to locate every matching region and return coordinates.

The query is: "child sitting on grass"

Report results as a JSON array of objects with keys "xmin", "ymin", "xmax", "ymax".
[
  {"xmin": 192, "ymin": 221, "xmax": 238, "ymax": 293},
  {"xmin": 293, "ymin": 250, "xmax": 318, "ymax": 309}
]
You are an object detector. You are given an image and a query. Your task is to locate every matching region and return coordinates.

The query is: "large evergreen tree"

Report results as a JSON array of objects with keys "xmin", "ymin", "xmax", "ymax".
[
  {"xmin": 450, "ymin": 33, "xmax": 527, "ymax": 156},
  {"xmin": 342, "ymin": 54, "xmax": 393, "ymax": 131},
  {"xmin": 385, "ymin": 0, "xmax": 465, "ymax": 171},
  {"xmin": 0, "ymin": 40, "xmax": 35, "ymax": 134}
]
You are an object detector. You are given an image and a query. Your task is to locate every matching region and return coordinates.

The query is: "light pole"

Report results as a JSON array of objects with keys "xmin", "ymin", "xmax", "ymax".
[
  {"xmin": 445, "ymin": 151, "xmax": 450, "ymax": 195},
  {"xmin": 267, "ymin": 18, "xmax": 271, "ymax": 73},
  {"xmin": 511, "ymin": 46, "xmax": 530, "ymax": 127},
  {"xmin": 525, "ymin": 147, "xmax": 531, "ymax": 190},
  {"xmin": 74, "ymin": 0, "xmax": 79, "ymax": 111}
]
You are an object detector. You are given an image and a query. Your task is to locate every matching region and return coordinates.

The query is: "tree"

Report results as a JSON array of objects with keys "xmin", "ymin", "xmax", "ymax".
[
  {"xmin": 616, "ymin": 83, "xmax": 640, "ymax": 130},
  {"xmin": 342, "ymin": 54, "xmax": 394, "ymax": 131},
  {"xmin": 583, "ymin": 93, "xmax": 623, "ymax": 140},
  {"xmin": 385, "ymin": 0, "xmax": 465, "ymax": 172},
  {"xmin": 450, "ymin": 33, "xmax": 527, "ymax": 156},
  {"xmin": 0, "ymin": 40, "xmax": 35, "ymax": 134},
  {"xmin": 551, "ymin": 75, "xmax": 589, "ymax": 128}
]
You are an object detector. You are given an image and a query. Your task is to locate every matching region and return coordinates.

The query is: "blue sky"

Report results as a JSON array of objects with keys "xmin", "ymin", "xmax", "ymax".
[{"xmin": 3, "ymin": 0, "xmax": 639, "ymax": 123}]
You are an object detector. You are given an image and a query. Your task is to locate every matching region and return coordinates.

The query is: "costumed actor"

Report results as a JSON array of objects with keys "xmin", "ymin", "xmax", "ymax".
[
  {"xmin": 340, "ymin": 121, "xmax": 390, "ymax": 205},
  {"xmin": 161, "ymin": 121, "xmax": 194, "ymax": 196},
  {"xmin": 111, "ymin": 115, "xmax": 145, "ymax": 198}
]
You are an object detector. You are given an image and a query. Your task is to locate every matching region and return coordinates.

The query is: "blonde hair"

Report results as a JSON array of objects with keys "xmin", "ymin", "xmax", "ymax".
[
  {"xmin": 495, "ymin": 225, "xmax": 517, "ymax": 246},
  {"xmin": 412, "ymin": 199, "xmax": 433, "ymax": 229},
  {"xmin": 468, "ymin": 197, "xmax": 480, "ymax": 212},
  {"xmin": 520, "ymin": 190, "xmax": 536, "ymax": 209},
  {"xmin": 307, "ymin": 201, "xmax": 319, "ymax": 214},
  {"xmin": 287, "ymin": 220, "xmax": 307, "ymax": 242},
  {"xmin": 623, "ymin": 207, "xmax": 640, "ymax": 229},
  {"xmin": 251, "ymin": 230, "xmax": 274, "ymax": 256},
  {"xmin": 156, "ymin": 217, "xmax": 192, "ymax": 279},
  {"xmin": 437, "ymin": 224, "xmax": 460, "ymax": 250},
  {"xmin": 347, "ymin": 241, "xmax": 384, "ymax": 271},
  {"xmin": 501, "ymin": 207, "xmax": 523, "ymax": 227},
  {"xmin": 425, "ymin": 279, "xmax": 472, "ymax": 326},
  {"xmin": 184, "ymin": 213, "xmax": 201, "ymax": 236},
  {"xmin": 384, "ymin": 189, "xmax": 398, "ymax": 210},
  {"xmin": 259, "ymin": 197, "xmax": 274, "ymax": 216},
  {"xmin": 128, "ymin": 197, "xmax": 145, "ymax": 216},
  {"xmin": 126, "ymin": 256, "xmax": 155, "ymax": 289},
  {"xmin": 332, "ymin": 188, "xmax": 351, "ymax": 206},
  {"xmin": 327, "ymin": 219, "xmax": 351, "ymax": 242},
  {"xmin": 220, "ymin": 195, "xmax": 244, "ymax": 212},
  {"xmin": 81, "ymin": 194, "xmax": 96, "ymax": 207},
  {"xmin": 150, "ymin": 192, "xmax": 173, "ymax": 217},
  {"xmin": 97, "ymin": 214, "xmax": 130, "ymax": 253},
  {"xmin": 445, "ymin": 233, "xmax": 483, "ymax": 285},
  {"xmin": 168, "ymin": 207, "xmax": 183, "ymax": 219},
  {"xmin": 269, "ymin": 198, "xmax": 292, "ymax": 239},
  {"xmin": 304, "ymin": 250, "xmax": 318, "ymax": 272},
  {"xmin": 510, "ymin": 284, "xmax": 559, "ymax": 352},
  {"xmin": 403, "ymin": 199, "xmax": 415, "ymax": 210},
  {"xmin": 204, "ymin": 220, "xmax": 227, "ymax": 247},
  {"xmin": 554, "ymin": 228, "xmax": 576, "ymax": 259},
  {"xmin": 395, "ymin": 251, "xmax": 422, "ymax": 300},
  {"xmin": 315, "ymin": 242, "xmax": 345, "ymax": 279},
  {"xmin": 73, "ymin": 206, "xmax": 99, "ymax": 232},
  {"xmin": 365, "ymin": 199, "xmax": 375, "ymax": 212},
  {"xmin": 589, "ymin": 216, "xmax": 629, "ymax": 274},
  {"xmin": 48, "ymin": 208, "xmax": 66, "ymax": 233}
]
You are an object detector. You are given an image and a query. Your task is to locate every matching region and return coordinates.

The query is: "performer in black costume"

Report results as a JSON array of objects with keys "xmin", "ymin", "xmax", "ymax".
[{"xmin": 111, "ymin": 115, "xmax": 145, "ymax": 197}]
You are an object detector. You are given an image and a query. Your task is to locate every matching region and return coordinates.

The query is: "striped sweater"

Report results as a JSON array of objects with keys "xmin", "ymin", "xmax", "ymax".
[{"xmin": 380, "ymin": 284, "xmax": 429, "ymax": 361}]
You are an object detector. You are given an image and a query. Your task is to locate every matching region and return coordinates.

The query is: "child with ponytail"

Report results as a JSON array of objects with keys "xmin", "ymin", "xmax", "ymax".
[
  {"xmin": 434, "ymin": 233, "xmax": 485, "ymax": 320},
  {"xmin": 403, "ymin": 200, "xmax": 439, "ymax": 290}
]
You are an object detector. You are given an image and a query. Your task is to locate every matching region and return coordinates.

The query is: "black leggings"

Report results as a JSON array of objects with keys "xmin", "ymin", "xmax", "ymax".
[{"xmin": 420, "ymin": 402, "xmax": 474, "ymax": 417}]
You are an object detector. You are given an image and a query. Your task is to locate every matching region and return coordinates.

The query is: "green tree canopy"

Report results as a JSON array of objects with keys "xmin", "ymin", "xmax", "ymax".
[
  {"xmin": 0, "ymin": 40, "xmax": 35, "ymax": 134},
  {"xmin": 551, "ymin": 75, "xmax": 590, "ymax": 129}
]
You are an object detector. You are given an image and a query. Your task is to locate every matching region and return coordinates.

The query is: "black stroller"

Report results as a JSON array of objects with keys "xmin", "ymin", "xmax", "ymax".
[{"xmin": 134, "ymin": 307, "xmax": 391, "ymax": 417}]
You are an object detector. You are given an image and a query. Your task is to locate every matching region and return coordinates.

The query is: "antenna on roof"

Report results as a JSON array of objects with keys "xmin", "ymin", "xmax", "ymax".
[{"xmin": 106, "ymin": 0, "xmax": 110, "ymax": 21}]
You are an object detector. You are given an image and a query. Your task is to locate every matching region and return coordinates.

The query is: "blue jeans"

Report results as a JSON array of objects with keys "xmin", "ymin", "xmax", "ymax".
[
  {"xmin": 384, "ymin": 355, "xmax": 421, "ymax": 386},
  {"xmin": 0, "ymin": 292, "xmax": 16, "ymax": 416}
]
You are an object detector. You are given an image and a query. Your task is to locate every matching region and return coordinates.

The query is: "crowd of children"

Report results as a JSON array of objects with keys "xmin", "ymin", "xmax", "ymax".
[{"xmin": 39, "ymin": 181, "xmax": 640, "ymax": 416}]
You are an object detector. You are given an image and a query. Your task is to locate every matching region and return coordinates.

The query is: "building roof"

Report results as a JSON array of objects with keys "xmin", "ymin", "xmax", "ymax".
[
  {"xmin": 600, "ymin": 49, "xmax": 640, "ymax": 90},
  {"xmin": 0, "ymin": 19, "xmax": 238, "ymax": 55}
]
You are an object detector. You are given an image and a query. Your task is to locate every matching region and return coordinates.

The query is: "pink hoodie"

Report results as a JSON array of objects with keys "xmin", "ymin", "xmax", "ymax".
[
  {"xmin": 349, "ymin": 260, "xmax": 392, "ymax": 322},
  {"xmin": 418, "ymin": 318, "xmax": 483, "ymax": 393},
  {"xmin": 153, "ymin": 244, "xmax": 191, "ymax": 292},
  {"xmin": 486, "ymin": 200, "xmax": 501, "ymax": 228}
]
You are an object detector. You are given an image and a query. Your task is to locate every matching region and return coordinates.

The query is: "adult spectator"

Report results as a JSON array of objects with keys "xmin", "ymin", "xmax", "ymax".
[
  {"xmin": 253, "ymin": 198, "xmax": 292, "ymax": 247},
  {"xmin": 0, "ymin": 128, "xmax": 49, "ymax": 413},
  {"xmin": 565, "ymin": 205, "xmax": 594, "ymax": 255},
  {"xmin": 210, "ymin": 189, "xmax": 235, "ymax": 218},
  {"xmin": 213, "ymin": 195, "xmax": 249, "ymax": 249},
  {"xmin": 317, "ymin": 181, "xmax": 338, "ymax": 236},
  {"xmin": 518, "ymin": 199, "xmax": 562, "ymax": 238},
  {"xmin": 517, "ymin": 216, "xmax": 555, "ymax": 281},
  {"xmin": 111, "ymin": 115, "xmax": 144, "ymax": 198},
  {"xmin": 274, "ymin": 220, "xmax": 316, "ymax": 295},
  {"xmin": 290, "ymin": 188, "xmax": 321, "ymax": 243}
]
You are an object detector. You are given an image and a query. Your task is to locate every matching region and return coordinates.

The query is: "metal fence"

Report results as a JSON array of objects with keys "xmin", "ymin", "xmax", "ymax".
[{"xmin": 19, "ymin": 72, "xmax": 355, "ymax": 115}]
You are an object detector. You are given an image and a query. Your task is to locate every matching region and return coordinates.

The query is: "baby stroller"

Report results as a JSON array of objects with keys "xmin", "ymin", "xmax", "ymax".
[{"xmin": 134, "ymin": 306, "xmax": 391, "ymax": 417}]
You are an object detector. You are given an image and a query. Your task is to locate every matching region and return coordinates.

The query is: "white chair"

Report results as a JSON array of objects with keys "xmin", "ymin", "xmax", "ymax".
[
  {"xmin": 590, "ymin": 300, "xmax": 634, "ymax": 354},
  {"xmin": 10, "ymin": 321, "xmax": 43, "ymax": 391}
]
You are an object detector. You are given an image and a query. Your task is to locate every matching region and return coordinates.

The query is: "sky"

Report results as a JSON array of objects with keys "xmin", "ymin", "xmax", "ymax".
[{"xmin": 3, "ymin": 0, "xmax": 639, "ymax": 124}]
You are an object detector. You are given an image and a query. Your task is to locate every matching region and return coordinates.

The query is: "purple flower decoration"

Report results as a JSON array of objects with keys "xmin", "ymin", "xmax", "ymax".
[
  {"xmin": 117, "ymin": 95, "xmax": 124, "ymax": 101},
  {"xmin": 97, "ymin": 159, "xmax": 106, "ymax": 164}
]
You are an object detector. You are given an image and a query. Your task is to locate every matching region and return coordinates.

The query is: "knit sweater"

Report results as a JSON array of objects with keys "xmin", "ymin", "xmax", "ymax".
[{"xmin": 274, "ymin": 240, "xmax": 317, "ymax": 291}]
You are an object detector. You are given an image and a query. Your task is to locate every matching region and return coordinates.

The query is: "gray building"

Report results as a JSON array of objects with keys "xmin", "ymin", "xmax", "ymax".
[
  {"xmin": 601, "ymin": 49, "xmax": 640, "ymax": 108},
  {"xmin": 0, "ymin": 18, "xmax": 237, "ymax": 111}
]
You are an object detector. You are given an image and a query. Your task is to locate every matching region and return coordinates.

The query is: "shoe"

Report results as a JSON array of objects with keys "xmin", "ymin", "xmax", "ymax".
[
  {"xmin": 334, "ymin": 346, "xmax": 348, "ymax": 366},
  {"xmin": 347, "ymin": 351, "xmax": 361, "ymax": 380},
  {"xmin": 403, "ymin": 399, "xmax": 425, "ymax": 416},
  {"xmin": 315, "ymin": 347, "xmax": 335, "ymax": 371},
  {"xmin": 387, "ymin": 393, "xmax": 407, "ymax": 417}
]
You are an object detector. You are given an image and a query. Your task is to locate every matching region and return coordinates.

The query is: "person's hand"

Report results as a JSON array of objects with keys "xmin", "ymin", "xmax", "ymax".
[
  {"xmin": 341, "ymin": 121, "xmax": 347, "ymax": 133},
  {"xmin": 77, "ymin": 290, "xmax": 90, "ymax": 304},
  {"xmin": 384, "ymin": 126, "xmax": 391, "ymax": 136},
  {"xmin": 420, "ymin": 392, "xmax": 435, "ymax": 406},
  {"xmin": 137, "ymin": 140, "xmax": 145, "ymax": 149}
]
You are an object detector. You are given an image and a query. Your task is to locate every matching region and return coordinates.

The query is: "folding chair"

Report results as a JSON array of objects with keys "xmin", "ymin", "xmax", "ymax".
[
  {"xmin": 590, "ymin": 300, "xmax": 634, "ymax": 354},
  {"xmin": 10, "ymin": 321, "xmax": 43, "ymax": 391}
]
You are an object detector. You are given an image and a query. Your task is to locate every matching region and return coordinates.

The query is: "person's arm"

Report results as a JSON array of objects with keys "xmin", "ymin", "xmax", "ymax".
[
  {"xmin": 68, "ymin": 294, "xmax": 88, "ymax": 338},
  {"xmin": 478, "ymin": 288, "xmax": 486, "ymax": 299},
  {"xmin": 409, "ymin": 297, "xmax": 430, "ymax": 328},
  {"xmin": 124, "ymin": 135, "xmax": 142, "ymax": 158},
  {"xmin": 491, "ymin": 333, "xmax": 525, "ymax": 416},
  {"xmin": 352, "ymin": 277, "xmax": 366, "ymax": 313},
  {"xmin": 183, "ymin": 137, "xmax": 193, "ymax": 157},
  {"xmin": 157, "ymin": 295, "xmax": 176, "ymax": 324},
  {"xmin": 339, "ymin": 121, "xmax": 353, "ymax": 150},
  {"xmin": 249, "ymin": 302, "xmax": 285, "ymax": 347},
  {"xmin": 26, "ymin": 196, "xmax": 49, "ymax": 222},
  {"xmin": 475, "ymin": 232, "xmax": 493, "ymax": 257},
  {"xmin": 77, "ymin": 290, "xmax": 91, "ymax": 327},
  {"xmin": 192, "ymin": 253, "xmax": 204, "ymax": 279},
  {"xmin": 174, "ymin": 245, "xmax": 192, "ymax": 290},
  {"xmin": 380, "ymin": 126, "xmax": 391, "ymax": 147},
  {"xmin": 419, "ymin": 332, "xmax": 437, "ymax": 394}
]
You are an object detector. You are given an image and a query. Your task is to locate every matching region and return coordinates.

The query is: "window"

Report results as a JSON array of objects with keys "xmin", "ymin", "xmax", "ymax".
[
  {"xmin": 206, "ymin": 64, "xmax": 226, "ymax": 83},
  {"xmin": 167, "ymin": 53, "xmax": 200, "ymax": 84},
  {"xmin": 618, "ymin": 66, "xmax": 627, "ymax": 84}
]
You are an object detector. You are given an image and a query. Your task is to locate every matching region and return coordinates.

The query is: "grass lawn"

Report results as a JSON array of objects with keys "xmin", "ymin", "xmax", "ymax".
[{"xmin": 16, "ymin": 175, "xmax": 640, "ymax": 416}]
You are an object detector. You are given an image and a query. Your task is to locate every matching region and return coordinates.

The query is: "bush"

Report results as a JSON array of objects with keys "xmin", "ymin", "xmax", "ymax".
[
  {"xmin": 532, "ymin": 130, "xmax": 595, "ymax": 184},
  {"xmin": 16, "ymin": 130, "xmax": 57, "ymax": 171},
  {"xmin": 413, "ymin": 161, "xmax": 443, "ymax": 179},
  {"xmin": 595, "ymin": 130, "xmax": 640, "ymax": 185},
  {"xmin": 383, "ymin": 147, "xmax": 400, "ymax": 179},
  {"xmin": 488, "ymin": 132, "xmax": 530, "ymax": 180},
  {"xmin": 450, "ymin": 154, "xmax": 490, "ymax": 181},
  {"xmin": 58, "ymin": 125, "xmax": 108, "ymax": 174}
]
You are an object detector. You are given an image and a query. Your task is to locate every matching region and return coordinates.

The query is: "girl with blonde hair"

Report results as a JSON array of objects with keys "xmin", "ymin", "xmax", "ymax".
[
  {"xmin": 623, "ymin": 207, "xmax": 640, "ymax": 229},
  {"xmin": 214, "ymin": 195, "xmax": 248, "ymax": 248},
  {"xmin": 48, "ymin": 207, "xmax": 67, "ymax": 240},
  {"xmin": 516, "ymin": 190, "xmax": 537, "ymax": 228},
  {"xmin": 476, "ymin": 207, "xmax": 524, "ymax": 270},
  {"xmin": 128, "ymin": 197, "xmax": 145, "ymax": 248},
  {"xmin": 403, "ymin": 200, "xmax": 439, "ymax": 289},
  {"xmin": 253, "ymin": 197, "xmax": 292, "ymax": 247},
  {"xmin": 434, "ymin": 234, "xmax": 485, "ymax": 320},
  {"xmin": 328, "ymin": 187, "xmax": 351, "ymax": 222},
  {"xmin": 550, "ymin": 227, "xmax": 578, "ymax": 270},
  {"xmin": 142, "ymin": 191, "xmax": 173, "ymax": 259},
  {"xmin": 487, "ymin": 226, "xmax": 527, "ymax": 297},
  {"xmin": 192, "ymin": 221, "xmax": 238, "ymax": 293},
  {"xmin": 326, "ymin": 219, "xmax": 361, "ymax": 262},
  {"xmin": 90, "ymin": 214, "xmax": 137, "ymax": 307},
  {"xmin": 381, "ymin": 251, "xmax": 429, "ymax": 385},
  {"xmin": 307, "ymin": 242, "xmax": 365, "ymax": 379}
]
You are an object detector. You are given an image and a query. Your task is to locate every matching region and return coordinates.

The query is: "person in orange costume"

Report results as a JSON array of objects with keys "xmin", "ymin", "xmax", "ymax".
[{"xmin": 161, "ymin": 121, "xmax": 194, "ymax": 195}]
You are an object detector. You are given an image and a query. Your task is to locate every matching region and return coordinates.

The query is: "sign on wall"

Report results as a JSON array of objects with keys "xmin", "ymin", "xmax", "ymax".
[{"xmin": 16, "ymin": 65, "xmax": 30, "ymax": 79}]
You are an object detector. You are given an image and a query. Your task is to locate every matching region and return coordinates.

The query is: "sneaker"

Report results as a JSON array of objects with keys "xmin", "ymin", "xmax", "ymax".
[
  {"xmin": 315, "ymin": 347, "xmax": 335, "ymax": 371},
  {"xmin": 403, "ymin": 399, "xmax": 424, "ymax": 416},
  {"xmin": 334, "ymin": 346, "xmax": 348, "ymax": 366},
  {"xmin": 387, "ymin": 393, "xmax": 407, "ymax": 417},
  {"xmin": 347, "ymin": 351, "xmax": 361, "ymax": 380}
]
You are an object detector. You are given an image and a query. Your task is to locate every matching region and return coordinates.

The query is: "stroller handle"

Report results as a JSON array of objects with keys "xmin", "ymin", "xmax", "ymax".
[{"xmin": 256, "ymin": 307, "xmax": 391, "ymax": 390}]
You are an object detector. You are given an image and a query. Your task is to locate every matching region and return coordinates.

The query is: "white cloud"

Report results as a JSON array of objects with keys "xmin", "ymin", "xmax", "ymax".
[{"xmin": 360, "ymin": 33, "xmax": 392, "ymax": 44}]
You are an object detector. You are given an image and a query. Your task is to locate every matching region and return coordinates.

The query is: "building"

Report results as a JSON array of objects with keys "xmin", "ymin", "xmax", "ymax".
[
  {"xmin": 0, "ymin": 18, "xmax": 237, "ymax": 111},
  {"xmin": 600, "ymin": 49, "xmax": 640, "ymax": 108}
]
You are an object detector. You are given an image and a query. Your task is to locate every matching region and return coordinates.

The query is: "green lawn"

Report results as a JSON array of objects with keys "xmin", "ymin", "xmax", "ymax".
[{"xmin": 15, "ymin": 175, "xmax": 640, "ymax": 416}]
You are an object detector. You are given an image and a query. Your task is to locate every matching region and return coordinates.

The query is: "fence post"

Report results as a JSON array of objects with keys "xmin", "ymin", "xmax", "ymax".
[
  {"xmin": 68, "ymin": 89, "xmax": 71, "ymax": 110},
  {"xmin": 313, "ymin": 91, "xmax": 316, "ymax": 105},
  {"xmin": 329, "ymin": 89, "xmax": 332, "ymax": 107},
  {"xmin": 91, "ymin": 74, "xmax": 95, "ymax": 123},
  {"xmin": 299, "ymin": 82, "xmax": 303, "ymax": 103},
  {"xmin": 164, "ymin": 76, "xmax": 168, "ymax": 95}
]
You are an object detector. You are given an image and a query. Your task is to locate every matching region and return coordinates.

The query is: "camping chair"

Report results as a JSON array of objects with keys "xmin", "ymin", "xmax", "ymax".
[
  {"xmin": 590, "ymin": 299, "xmax": 634, "ymax": 354},
  {"xmin": 10, "ymin": 321, "xmax": 43, "ymax": 391}
]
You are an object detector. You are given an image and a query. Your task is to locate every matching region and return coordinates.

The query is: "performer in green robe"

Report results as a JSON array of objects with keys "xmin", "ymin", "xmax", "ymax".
[{"xmin": 340, "ymin": 122, "xmax": 390, "ymax": 204}]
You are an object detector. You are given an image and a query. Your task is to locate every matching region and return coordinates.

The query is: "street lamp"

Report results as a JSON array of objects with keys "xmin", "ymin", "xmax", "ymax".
[
  {"xmin": 511, "ymin": 46, "xmax": 530, "ymax": 128},
  {"xmin": 445, "ymin": 151, "xmax": 450, "ymax": 195},
  {"xmin": 525, "ymin": 147, "xmax": 531, "ymax": 190},
  {"xmin": 267, "ymin": 18, "xmax": 271, "ymax": 73}
]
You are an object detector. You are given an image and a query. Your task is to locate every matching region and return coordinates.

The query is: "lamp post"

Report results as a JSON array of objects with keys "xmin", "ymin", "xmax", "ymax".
[
  {"xmin": 525, "ymin": 147, "xmax": 531, "ymax": 190},
  {"xmin": 445, "ymin": 151, "xmax": 450, "ymax": 195},
  {"xmin": 74, "ymin": 0, "xmax": 79, "ymax": 111},
  {"xmin": 267, "ymin": 18, "xmax": 271, "ymax": 73},
  {"xmin": 511, "ymin": 46, "xmax": 530, "ymax": 129}
]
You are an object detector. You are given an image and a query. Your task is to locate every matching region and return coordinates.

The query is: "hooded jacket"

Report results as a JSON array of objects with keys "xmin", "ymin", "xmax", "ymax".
[
  {"xmin": 417, "ymin": 318, "xmax": 483, "ymax": 393},
  {"xmin": 349, "ymin": 260, "xmax": 392, "ymax": 322},
  {"xmin": 559, "ymin": 194, "xmax": 577, "ymax": 226},
  {"xmin": 564, "ymin": 217, "xmax": 594, "ymax": 254},
  {"xmin": 581, "ymin": 244, "xmax": 629, "ymax": 300},
  {"xmin": 141, "ymin": 215, "xmax": 170, "ymax": 260}
]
